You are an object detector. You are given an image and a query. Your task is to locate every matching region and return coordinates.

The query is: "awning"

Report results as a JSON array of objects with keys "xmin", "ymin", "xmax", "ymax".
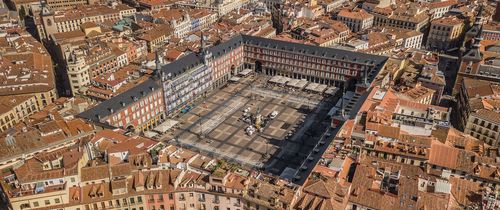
[
  {"xmin": 238, "ymin": 69, "xmax": 253, "ymax": 76},
  {"xmin": 325, "ymin": 87, "xmax": 338, "ymax": 95},
  {"xmin": 144, "ymin": 131, "xmax": 158, "ymax": 138},
  {"xmin": 229, "ymin": 76, "xmax": 241, "ymax": 82},
  {"xmin": 153, "ymin": 119, "xmax": 179, "ymax": 133},
  {"xmin": 269, "ymin": 76, "xmax": 290, "ymax": 85},
  {"xmin": 305, "ymin": 83, "xmax": 319, "ymax": 91},
  {"xmin": 287, "ymin": 79, "xmax": 308, "ymax": 89}
]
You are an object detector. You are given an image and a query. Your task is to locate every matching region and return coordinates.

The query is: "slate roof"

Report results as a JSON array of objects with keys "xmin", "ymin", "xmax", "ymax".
[
  {"xmin": 77, "ymin": 78, "xmax": 161, "ymax": 123},
  {"xmin": 160, "ymin": 34, "xmax": 388, "ymax": 79},
  {"xmin": 79, "ymin": 35, "xmax": 387, "ymax": 124}
]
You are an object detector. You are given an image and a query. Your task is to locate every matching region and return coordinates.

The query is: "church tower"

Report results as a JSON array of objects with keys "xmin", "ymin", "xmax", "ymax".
[
  {"xmin": 454, "ymin": 25, "xmax": 484, "ymax": 94},
  {"xmin": 40, "ymin": 2, "xmax": 57, "ymax": 40}
]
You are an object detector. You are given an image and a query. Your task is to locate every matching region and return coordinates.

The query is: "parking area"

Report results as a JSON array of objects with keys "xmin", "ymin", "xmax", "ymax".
[{"xmin": 161, "ymin": 75, "xmax": 335, "ymax": 174}]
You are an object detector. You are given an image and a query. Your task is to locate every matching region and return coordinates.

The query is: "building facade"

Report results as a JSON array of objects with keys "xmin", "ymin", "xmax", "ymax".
[
  {"xmin": 371, "ymin": 3, "xmax": 430, "ymax": 32},
  {"xmin": 37, "ymin": 4, "xmax": 136, "ymax": 41},
  {"xmin": 456, "ymin": 78, "xmax": 499, "ymax": 147},
  {"xmin": 337, "ymin": 9, "xmax": 374, "ymax": 32},
  {"xmin": 426, "ymin": 16, "xmax": 465, "ymax": 51},
  {"xmin": 79, "ymin": 78, "xmax": 165, "ymax": 133}
]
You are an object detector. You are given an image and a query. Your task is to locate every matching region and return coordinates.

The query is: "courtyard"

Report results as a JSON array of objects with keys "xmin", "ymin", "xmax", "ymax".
[{"xmin": 160, "ymin": 75, "xmax": 337, "ymax": 177}]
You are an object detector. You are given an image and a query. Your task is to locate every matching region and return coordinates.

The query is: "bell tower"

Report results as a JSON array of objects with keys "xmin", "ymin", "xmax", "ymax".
[{"xmin": 40, "ymin": 2, "xmax": 57, "ymax": 40}]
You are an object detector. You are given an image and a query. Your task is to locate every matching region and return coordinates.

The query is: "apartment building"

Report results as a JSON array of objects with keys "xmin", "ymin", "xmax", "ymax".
[
  {"xmin": 341, "ymin": 85, "xmax": 499, "ymax": 192},
  {"xmin": 362, "ymin": 0, "xmax": 391, "ymax": 11},
  {"xmin": 0, "ymin": 97, "xmax": 94, "ymax": 169},
  {"xmin": 138, "ymin": 0, "xmax": 177, "ymax": 11},
  {"xmin": 190, "ymin": 9, "xmax": 218, "ymax": 32},
  {"xmin": 426, "ymin": 16, "xmax": 465, "ymax": 51},
  {"xmin": 216, "ymin": 0, "xmax": 248, "ymax": 17},
  {"xmin": 319, "ymin": 0, "xmax": 347, "ymax": 13},
  {"xmin": 153, "ymin": 8, "xmax": 218, "ymax": 39},
  {"xmin": 337, "ymin": 9, "xmax": 374, "ymax": 32},
  {"xmin": 65, "ymin": 49, "xmax": 91, "ymax": 96},
  {"xmin": 79, "ymin": 78, "xmax": 165, "ymax": 133},
  {"xmin": 77, "ymin": 34, "xmax": 387, "ymax": 133},
  {"xmin": 64, "ymin": 41, "xmax": 125, "ymax": 96},
  {"xmin": 417, "ymin": 65, "xmax": 446, "ymax": 105},
  {"xmin": 5, "ymin": 0, "xmax": 95, "ymax": 13},
  {"xmin": 140, "ymin": 25, "xmax": 173, "ymax": 52},
  {"xmin": 36, "ymin": 4, "xmax": 136, "ymax": 40},
  {"xmin": 1, "ymin": 129, "xmax": 299, "ymax": 210},
  {"xmin": 162, "ymin": 53, "xmax": 214, "ymax": 116},
  {"xmin": 371, "ymin": 3, "xmax": 430, "ymax": 32},
  {"xmin": 290, "ymin": 18, "xmax": 351, "ymax": 47},
  {"xmin": 483, "ymin": 22, "xmax": 500, "ymax": 41},
  {"xmin": 397, "ymin": 84, "xmax": 435, "ymax": 105},
  {"xmin": 87, "ymin": 72, "xmax": 129, "ymax": 101},
  {"xmin": 241, "ymin": 35, "xmax": 387, "ymax": 87},
  {"xmin": 464, "ymin": 6, "xmax": 484, "ymax": 47},
  {"xmin": 456, "ymin": 78, "xmax": 499, "ymax": 147},
  {"xmin": 0, "ymin": 30, "xmax": 58, "ymax": 132},
  {"xmin": 6, "ymin": 147, "xmax": 87, "ymax": 210},
  {"xmin": 376, "ymin": 27, "xmax": 424, "ymax": 50},
  {"xmin": 428, "ymin": 0, "xmax": 457, "ymax": 19},
  {"xmin": 299, "ymin": 0, "xmax": 325, "ymax": 20},
  {"xmin": 464, "ymin": 110, "xmax": 500, "ymax": 147},
  {"xmin": 0, "ymin": 95, "xmax": 39, "ymax": 132},
  {"xmin": 163, "ymin": 34, "xmax": 387, "ymax": 107}
]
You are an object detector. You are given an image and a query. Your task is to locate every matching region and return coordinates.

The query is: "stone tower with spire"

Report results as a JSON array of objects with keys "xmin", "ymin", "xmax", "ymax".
[
  {"xmin": 454, "ymin": 24, "xmax": 484, "ymax": 94},
  {"xmin": 199, "ymin": 31, "xmax": 212, "ymax": 65},
  {"xmin": 40, "ymin": 1, "xmax": 57, "ymax": 40},
  {"xmin": 154, "ymin": 50, "xmax": 163, "ymax": 80},
  {"xmin": 464, "ymin": 5, "xmax": 484, "ymax": 49}
]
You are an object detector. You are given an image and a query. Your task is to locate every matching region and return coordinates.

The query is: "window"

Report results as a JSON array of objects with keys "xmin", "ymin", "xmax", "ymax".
[
  {"xmin": 20, "ymin": 203, "xmax": 31, "ymax": 209},
  {"xmin": 33, "ymin": 202, "xmax": 39, "ymax": 207},
  {"xmin": 55, "ymin": 198, "xmax": 60, "ymax": 204},
  {"xmin": 45, "ymin": 200, "xmax": 50, "ymax": 205}
]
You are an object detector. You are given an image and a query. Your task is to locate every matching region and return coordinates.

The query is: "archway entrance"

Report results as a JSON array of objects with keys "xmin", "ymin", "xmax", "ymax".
[
  {"xmin": 230, "ymin": 65, "xmax": 236, "ymax": 76},
  {"xmin": 255, "ymin": 61, "xmax": 262, "ymax": 74},
  {"xmin": 126, "ymin": 125, "xmax": 135, "ymax": 133}
]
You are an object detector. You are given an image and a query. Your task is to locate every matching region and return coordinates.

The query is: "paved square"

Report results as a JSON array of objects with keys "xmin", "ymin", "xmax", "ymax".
[{"xmin": 162, "ymin": 75, "xmax": 329, "ymax": 173}]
